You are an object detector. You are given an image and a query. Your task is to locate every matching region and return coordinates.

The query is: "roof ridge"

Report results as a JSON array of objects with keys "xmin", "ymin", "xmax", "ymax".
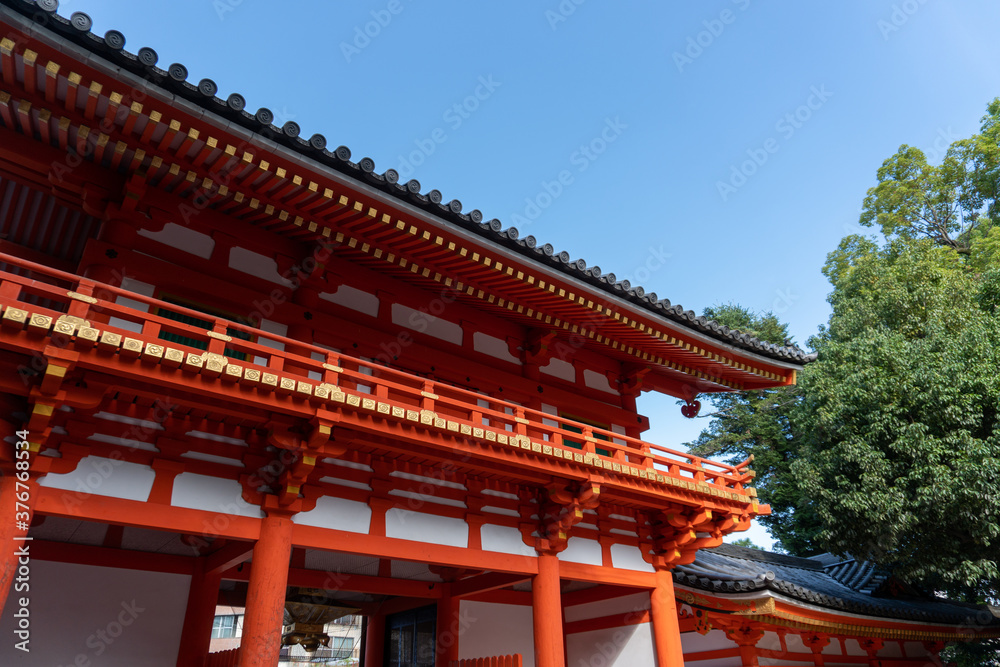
[{"xmin": 0, "ymin": 0, "xmax": 817, "ymax": 365}]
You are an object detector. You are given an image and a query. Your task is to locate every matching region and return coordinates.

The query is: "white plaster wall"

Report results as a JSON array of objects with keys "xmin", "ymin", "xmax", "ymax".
[
  {"xmin": 481, "ymin": 524, "xmax": 536, "ymax": 557},
  {"xmin": 558, "ymin": 537, "xmax": 603, "ymax": 566},
  {"xmin": 459, "ymin": 601, "xmax": 535, "ymax": 667},
  {"xmin": 540, "ymin": 358, "xmax": 575, "ymax": 381},
  {"xmin": 228, "ymin": 247, "xmax": 291, "ymax": 284},
  {"xmin": 610, "ymin": 543, "xmax": 654, "ymax": 572},
  {"xmin": 320, "ymin": 285, "xmax": 380, "ymax": 317},
  {"xmin": 293, "ymin": 496, "xmax": 372, "ymax": 533},
  {"xmin": 565, "ymin": 592, "xmax": 650, "ymax": 623},
  {"xmin": 681, "ymin": 629, "xmax": 737, "ymax": 654},
  {"xmin": 566, "ymin": 622, "xmax": 655, "ymax": 667},
  {"xmin": 391, "ymin": 304, "xmax": 463, "ymax": 344},
  {"xmin": 39, "ymin": 456, "xmax": 155, "ymax": 502},
  {"xmin": 473, "ymin": 332, "xmax": 521, "ymax": 364},
  {"xmin": 385, "ymin": 509, "xmax": 468, "ymax": 548},
  {"xmin": 583, "ymin": 369, "xmax": 616, "ymax": 394},
  {"xmin": 109, "ymin": 277, "xmax": 154, "ymax": 333},
  {"xmin": 137, "ymin": 222, "xmax": 214, "ymax": 258},
  {"xmin": 170, "ymin": 473, "xmax": 264, "ymax": 518},
  {"xmin": 0, "ymin": 561, "xmax": 189, "ymax": 666}
]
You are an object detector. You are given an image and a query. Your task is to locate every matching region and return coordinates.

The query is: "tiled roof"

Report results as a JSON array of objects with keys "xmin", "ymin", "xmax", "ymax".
[
  {"xmin": 1, "ymin": 0, "xmax": 817, "ymax": 365},
  {"xmin": 678, "ymin": 544, "xmax": 999, "ymax": 626}
]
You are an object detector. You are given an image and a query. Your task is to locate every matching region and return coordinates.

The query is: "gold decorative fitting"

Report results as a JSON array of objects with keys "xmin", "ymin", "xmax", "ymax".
[
  {"xmin": 362, "ymin": 398, "xmax": 376, "ymax": 410},
  {"xmin": 485, "ymin": 430, "xmax": 497, "ymax": 442},
  {"xmin": 143, "ymin": 343, "xmax": 164, "ymax": 359},
  {"xmin": 433, "ymin": 417, "xmax": 446, "ymax": 429},
  {"xmin": 446, "ymin": 421, "xmax": 460, "ymax": 432},
  {"xmin": 406, "ymin": 410, "xmax": 419, "ymax": 421},
  {"xmin": 514, "ymin": 417, "xmax": 530, "ymax": 425},
  {"xmin": 163, "ymin": 348, "xmax": 184, "ymax": 365},
  {"xmin": 296, "ymin": 381, "xmax": 313, "ymax": 396},
  {"xmin": 77, "ymin": 327, "xmax": 99, "ymax": 342},
  {"xmin": 473, "ymin": 427, "xmax": 484, "ymax": 438},
  {"xmin": 420, "ymin": 391, "xmax": 439, "ymax": 400},
  {"xmin": 225, "ymin": 364, "xmax": 244, "ymax": 379},
  {"xmin": 204, "ymin": 352, "xmax": 228, "ymax": 374},
  {"xmin": 28, "ymin": 314, "xmax": 53, "ymax": 332},
  {"xmin": 206, "ymin": 330, "xmax": 233, "ymax": 342},
  {"xmin": 313, "ymin": 384, "xmax": 330, "ymax": 399},
  {"xmin": 574, "ymin": 453, "xmax": 584, "ymax": 462},
  {"xmin": 459, "ymin": 424, "xmax": 472, "ymax": 435},
  {"xmin": 322, "ymin": 363, "xmax": 343, "ymax": 372},
  {"xmin": 331, "ymin": 390, "xmax": 346, "ymax": 403},
  {"xmin": 184, "ymin": 353, "xmax": 204, "ymax": 370},
  {"xmin": 121, "ymin": 337, "xmax": 143, "ymax": 355},
  {"xmin": 346, "ymin": 394, "xmax": 361, "ymax": 407},
  {"xmin": 391, "ymin": 406, "xmax": 405, "ymax": 418},
  {"xmin": 377, "ymin": 402, "xmax": 391, "ymax": 414},
  {"xmin": 531, "ymin": 443, "xmax": 541, "ymax": 453},
  {"xmin": 2, "ymin": 307, "xmax": 28, "ymax": 326},
  {"xmin": 497, "ymin": 433, "xmax": 509, "ymax": 445},
  {"xmin": 261, "ymin": 373, "xmax": 278, "ymax": 387},
  {"xmin": 419, "ymin": 410, "xmax": 435, "ymax": 425}
]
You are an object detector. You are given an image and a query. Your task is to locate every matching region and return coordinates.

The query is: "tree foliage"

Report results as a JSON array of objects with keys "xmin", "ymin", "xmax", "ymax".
[{"xmin": 690, "ymin": 101, "xmax": 1000, "ymax": 655}]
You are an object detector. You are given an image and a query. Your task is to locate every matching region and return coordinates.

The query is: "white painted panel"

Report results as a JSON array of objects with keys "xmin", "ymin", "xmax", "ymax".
[
  {"xmin": 0, "ymin": 561, "xmax": 188, "ymax": 666},
  {"xmin": 540, "ymin": 357, "xmax": 575, "ymax": 381},
  {"xmin": 583, "ymin": 368, "xmax": 616, "ymax": 393},
  {"xmin": 472, "ymin": 332, "xmax": 520, "ymax": 364},
  {"xmin": 681, "ymin": 629, "xmax": 737, "ymax": 653},
  {"xmin": 558, "ymin": 537, "xmax": 602, "ymax": 566},
  {"xmin": 39, "ymin": 456, "xmax": 155, "ymax": 502},
  {"xmin": 120, "ymin": 277, "xmax": 155, "ymax": 298},
  {"xmin": 843, "ymin": 638, "xmax": 867, "ymax": 657},
  {"xmin": 170, "ymin": 473, "xmax": 263, "ymax": 518},
  {"xmin": 565, "ymin": 592, "xmax": 650, "ymax": 623},
  {"xmin": 460, "ymin": 601, "xmax": 535, "ymax": 667},
  {"xmin": 385, "ymin": 509, "xmax": 468, "ymax": 548},
  {"xmin": 137, "ymin": 222, "xmax": 214, "ymax": 259},
  {"xmin": 293, "ymin": 496, "xmax": 371, "ymax": 534},
  {"xmin": 610, "ymin": 543, "xmax": 654, "ymax": 572},
  {"xmin": 481, "ymin": 524, "xmax": 536, "ymax": 557},
  {"xmin": 566, "ymin": 623, "xmax": 655, "ymax": 667},
  {"xmin": 759, "ymin": 631, "xmax": 785, "ymax": 657},
  {"xmin": 391, "ymin": 304, "xmax": 463, "ymax": 345},
  {"xmin": 229, "ymin": 246, "xmax": 291, "ymax": 284},
  {"xmin": 320, "ymin": 285, "xmax": 380, "ymax": 317}
]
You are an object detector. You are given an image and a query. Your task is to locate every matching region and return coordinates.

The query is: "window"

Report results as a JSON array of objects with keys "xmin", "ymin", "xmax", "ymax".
[
  {"xmin": 211, "ymin": 615, "xmax": 238, "ymax": 639},
  {"xmin": 155, "ymin": 295, "xmax": 253, "ymax": 361},
  {"xmin": 560, "ymin": 412, "xmax": 611, "ymax": 457},
  {"xmin": 386, "ymin": 606, "xmax": 435, "ymax": 667},
  {"xmin": 328, "ymin": 636, "xmax": 354, "ymax": 659}
]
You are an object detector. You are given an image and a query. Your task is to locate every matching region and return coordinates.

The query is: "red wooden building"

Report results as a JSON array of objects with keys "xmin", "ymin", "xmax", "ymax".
[{"xmin": 0, "ymin": 2, "xmax": 996, "ymax": 665}]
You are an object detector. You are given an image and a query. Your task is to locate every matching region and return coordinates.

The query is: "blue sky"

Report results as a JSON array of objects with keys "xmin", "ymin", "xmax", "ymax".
[{"xmin": 68, "ymin": 1, "xmax": 1000, "ymax": 546}]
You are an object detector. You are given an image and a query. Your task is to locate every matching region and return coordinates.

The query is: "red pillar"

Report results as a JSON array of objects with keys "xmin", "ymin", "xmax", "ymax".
[
  {"xmin": 176, "ymin": 561, "xmax": 222, "ymax": 667},
  {"xmin": 238, "ymin": 512, "xmax": 293, "ymax": 667},
  {"xmin": 532, "ymin": 552, "xmax": 565, "ymax": 667},
  {"xmin": 650, "ymin": 569, "xmax": 685, "ymax": 667},
  {"xmin": 364, "ymin": 613, "xmax": 385, "ymax": 667},
  {"xmin": 0, "ymin": 473, "xmax": 32, "ymax": 616},
  {"xmin": 436, "ymin": 585, "xmax": 461, "ymax": 667}
]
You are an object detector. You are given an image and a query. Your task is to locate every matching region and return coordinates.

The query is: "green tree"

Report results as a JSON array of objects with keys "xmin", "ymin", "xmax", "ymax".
[
  {"xmin": 687, "ymin": 304, "xmax": 823, "ymax": 556},
  {"xmin": 691, "ymin": 100, "xmax": 1000, "ymax": 661}
]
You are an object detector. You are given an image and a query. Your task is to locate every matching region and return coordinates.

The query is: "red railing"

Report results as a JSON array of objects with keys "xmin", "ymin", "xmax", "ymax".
[
  {"xmin": 0, "ymin": 251, "xmax": 754, "ymax": 494},
  {"xmin": 205, "ymin": 647, "xmax": 239, "ymax": 667},
  {"xmin": 451, "ymin": 655, "xmax": 523, "ymax": 667}
]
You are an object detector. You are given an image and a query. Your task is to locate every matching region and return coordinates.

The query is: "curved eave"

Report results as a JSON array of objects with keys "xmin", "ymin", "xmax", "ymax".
[{"xmin": 0, "ymin": 3, "xmax": 813, "ymax": 393}]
